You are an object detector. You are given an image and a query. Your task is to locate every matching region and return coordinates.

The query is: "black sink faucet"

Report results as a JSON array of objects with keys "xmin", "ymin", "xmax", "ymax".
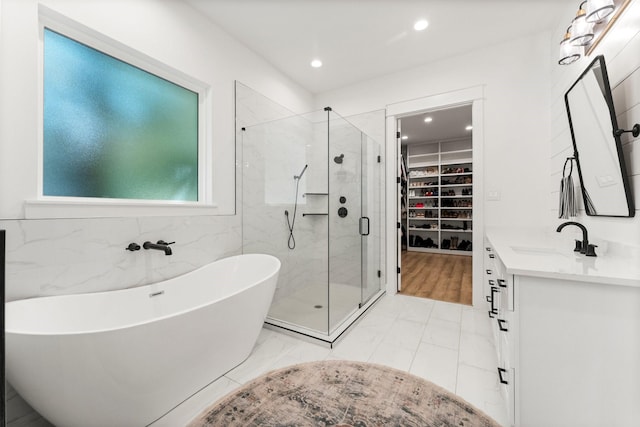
[
  {"xmin": 143, "ymin": 240, "xmax": 174, "ymax": 256},
  {"xmin": 556, "ymin": 222, "xmax": 596, "ymax": 256}
]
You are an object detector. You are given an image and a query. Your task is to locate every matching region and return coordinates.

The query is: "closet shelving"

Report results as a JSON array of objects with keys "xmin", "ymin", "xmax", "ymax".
[{"xmin": 406, "ymin": 140, "xmax": 473, "ymax": 255}]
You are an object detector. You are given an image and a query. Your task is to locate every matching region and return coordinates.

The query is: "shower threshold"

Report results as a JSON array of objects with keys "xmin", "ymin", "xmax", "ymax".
[{"xmin": 264, "ymin": 288, "xmax": 385, "ymax": 347}]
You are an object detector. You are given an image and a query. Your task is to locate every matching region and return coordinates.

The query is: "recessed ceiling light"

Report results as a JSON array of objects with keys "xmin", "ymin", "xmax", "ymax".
[
  {"xmin": 311, "ymin": 59, "xmax": 323, "ymax": 68},
  {"xmin": 414, "ymin": 19, "xmax": 429, "ymax": 31},
  {"xmin": 402, "ymin": 135, "xmax": 408, "ymax": 140},
  {"xmin": 424, "ymin": 117, "xmax": 433, "ymax": 123},
  {"xmin": 465, "ymin": 125, "xmax": 473, "ymax": 131}
]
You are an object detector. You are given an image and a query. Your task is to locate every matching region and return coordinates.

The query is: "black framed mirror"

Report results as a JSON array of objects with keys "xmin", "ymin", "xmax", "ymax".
[{"xmin": 565, "ymin": 55, "xmax": 635, "ymax": 217}]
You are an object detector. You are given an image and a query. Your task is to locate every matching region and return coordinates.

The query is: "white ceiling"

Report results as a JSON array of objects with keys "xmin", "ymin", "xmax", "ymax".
[
  {"xmin": 185, "ymin": 0, "xmax": 574, "ymax": 94},
  {"xmin": 400, "ymin": 104, "xmax": 472, "ymax": 145}
]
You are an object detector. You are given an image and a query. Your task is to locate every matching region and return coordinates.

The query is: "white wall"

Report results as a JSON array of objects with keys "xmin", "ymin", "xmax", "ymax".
[
  {"xmin": 549, "ymin": 0, "xmax": 640, "ymax": 247},
  {"xmin": 315, "ymin": 31, "xmax": 553, "ymax": 230}
]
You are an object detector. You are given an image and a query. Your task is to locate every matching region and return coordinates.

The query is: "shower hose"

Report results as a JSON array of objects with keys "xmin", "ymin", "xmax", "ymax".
[{"xmin": 285, "ymin": 175, "xmax": 302, "ymax": 250}]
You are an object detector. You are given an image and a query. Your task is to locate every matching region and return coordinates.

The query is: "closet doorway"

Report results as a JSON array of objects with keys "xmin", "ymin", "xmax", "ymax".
[{"xmin": 398, "ymin": 104, "xmax": 473, "ymax": 305}]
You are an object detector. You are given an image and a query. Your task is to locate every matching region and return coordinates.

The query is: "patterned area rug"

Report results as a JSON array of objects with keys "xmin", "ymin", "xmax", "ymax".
[{"xmin": 189, "ymin": 360, "xmax": 501, "ymax": 427}]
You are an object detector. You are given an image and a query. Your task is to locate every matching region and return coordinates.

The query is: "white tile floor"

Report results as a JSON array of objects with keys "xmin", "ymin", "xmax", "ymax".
[
  {"xmin": 268, "ymin": 282, "xmax": 362, "ymax": 333},
  {"xmin": 153, "ymin": 293, "xmax": 508, "ymax": 427}
]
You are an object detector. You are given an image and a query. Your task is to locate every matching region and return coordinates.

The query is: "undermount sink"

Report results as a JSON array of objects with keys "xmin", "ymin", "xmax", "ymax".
[{"xmin": 510, "ymin": 245, "xmax": 569, "ymax": 257}]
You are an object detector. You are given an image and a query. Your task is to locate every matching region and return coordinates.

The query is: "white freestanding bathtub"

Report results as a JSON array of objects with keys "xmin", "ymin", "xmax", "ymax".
[{"xmin": 5, "ymin": 253, "xmax": 280, "ymax": 427}]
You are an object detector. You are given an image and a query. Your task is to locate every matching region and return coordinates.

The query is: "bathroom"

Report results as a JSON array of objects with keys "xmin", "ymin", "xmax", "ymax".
[{"xmin": 1, "ymin": 0, "xmax": 640, "ymax": 426}]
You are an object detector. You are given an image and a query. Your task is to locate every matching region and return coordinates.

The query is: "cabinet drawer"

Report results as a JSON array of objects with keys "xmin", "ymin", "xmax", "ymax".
[
  {"xmin": 498, "ymin": 276, "xmax": 514, "ymax": 312},
  {"xmin": 497, "ymin": 318, "xmax": 513, "ymax": 366},
  {"xmin": 497, "ymin": 366, "xmax": 515, "ymax": 427}
]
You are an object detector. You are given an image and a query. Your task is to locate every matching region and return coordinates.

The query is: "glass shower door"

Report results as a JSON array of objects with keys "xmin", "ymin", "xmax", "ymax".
[
  {"xmin": 361, "ymin": 134, "xmax": 382, "ymax": 305},
  {"xmin": 327, "ymin": 113, "xmax": 383, "ymax": 333},
  {"xmin": 328, "ymin": 112, "xmax": 363, "ymax": 333}
]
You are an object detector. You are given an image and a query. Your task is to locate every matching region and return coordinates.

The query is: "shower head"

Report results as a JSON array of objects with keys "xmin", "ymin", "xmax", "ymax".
[
  {"xmin": 294, "ymin": 164, "xmax": 308, "ymax": 180},
  {"xmin": 334, "ymin": 154, "xmax": 344, "ymax": 164}
]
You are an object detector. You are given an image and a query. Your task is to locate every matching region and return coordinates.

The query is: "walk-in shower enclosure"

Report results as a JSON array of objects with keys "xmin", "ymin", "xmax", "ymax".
[{"xmin": 237, "ymin": 83, "xmax": 384, "ymax": 340}]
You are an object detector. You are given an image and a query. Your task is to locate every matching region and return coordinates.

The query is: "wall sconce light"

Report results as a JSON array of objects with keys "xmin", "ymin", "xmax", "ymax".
[
  {"xmin": 559, "ymin": 27, "xmax": 582, "ymax": 65},
  {"xmin": 570, "ymin": 2, "xmax": 595, "ymax": 46},
  {"xmin": 586, "ymin": 0, "xmax": 615, "ymax": 22},
  {"xmin": 558, "ymin": 0, "xmax": 630, "ymax": 65}
]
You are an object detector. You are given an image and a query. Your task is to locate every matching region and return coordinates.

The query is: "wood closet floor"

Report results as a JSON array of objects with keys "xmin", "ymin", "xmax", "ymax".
[{"xmin": 399, "ymin": 251, "xmax": 472, "ymax": 305}]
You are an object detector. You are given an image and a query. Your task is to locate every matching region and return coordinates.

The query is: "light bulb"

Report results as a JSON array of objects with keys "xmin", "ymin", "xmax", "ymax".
[{"xmin": 414, "ymin": 20, "xmax": 429, "ymax": 31}]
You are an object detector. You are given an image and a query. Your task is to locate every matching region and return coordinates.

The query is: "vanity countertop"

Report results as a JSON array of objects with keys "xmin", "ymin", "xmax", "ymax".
[{"xmin": 485, "ymin": 227, "xmax": 640, "ymax": 288}]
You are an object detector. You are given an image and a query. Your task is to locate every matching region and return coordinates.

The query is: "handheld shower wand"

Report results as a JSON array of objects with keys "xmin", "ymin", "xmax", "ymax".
[
  {"xmin": 294, "ymin": 164, "xmax": 308, "ymax": 180},
  {"xmin": 286, "ymin": 164, "xmax": 308, "ymax": 249}
]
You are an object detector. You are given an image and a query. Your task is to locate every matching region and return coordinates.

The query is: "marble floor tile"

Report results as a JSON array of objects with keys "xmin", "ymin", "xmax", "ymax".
[
  {"xmin": 409, "ymin": 342, "xmax": 459, "ymax": 393},
  {"xmin": 391, "ymin": 294, "xmax": 435, "ymax": 323},
  {"xmin": 456, "ymin": 364, "xmax": 509, "ymax": 427},
  {"xmin": 461, "ymin": 306, "xmax": 494, "ymax": 338},
  {"xmin": 421, "ymin": 317, "xmax": 461, "ymax": 350},
  {"xmin": 381, "ymin": 317, "xmax": 426, "ymax": 350},
  {"xmin": 330, "ymin": 326, "xmax": 384, "ymax": 362},
  {"xmin": 430, "ymin": 300, "xmax": 464, "ymax": 323},
  {"xmin": 224, "ymin": 331, "xmax": 299, "ymax": 384},
  {"xmin": 153, "ymin": 376, "xmax": 241, "ymax": 427},
  {"xmin": 459, "ymin": 330, "xmax": 499, "ymax": 372},
  {"xmin": 368, "ymin": 342, "xmax": 416, "ymax": 371},
  {"xmin": 153, "ymin": 293, "xmax": 507, "ymax": 426}
]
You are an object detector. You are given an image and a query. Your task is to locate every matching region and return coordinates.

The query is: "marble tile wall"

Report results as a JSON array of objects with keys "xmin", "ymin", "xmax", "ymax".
[
  {"xmin": 0, "ymin": 216, "xmax": 241, "ymax": 301},
  {"xmin": 242, "ymin": 113, "xmax": 328, "ymax": 303}
]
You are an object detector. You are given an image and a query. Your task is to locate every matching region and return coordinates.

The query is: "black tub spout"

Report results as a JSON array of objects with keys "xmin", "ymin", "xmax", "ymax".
[{"xmin": 143, "ymin": 240, "xmax": 173, "ymax": 255}]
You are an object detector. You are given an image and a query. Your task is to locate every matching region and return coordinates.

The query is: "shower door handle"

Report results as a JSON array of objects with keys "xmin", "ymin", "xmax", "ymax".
[{"xmin": 359, "ymin": 217, "xmax": 370, "ymax": 236}]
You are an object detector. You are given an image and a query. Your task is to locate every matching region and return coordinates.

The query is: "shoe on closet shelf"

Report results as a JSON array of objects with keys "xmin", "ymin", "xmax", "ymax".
[{"xmin": 451, "ymin": 236, "xmax": 459, "ymax": 249}]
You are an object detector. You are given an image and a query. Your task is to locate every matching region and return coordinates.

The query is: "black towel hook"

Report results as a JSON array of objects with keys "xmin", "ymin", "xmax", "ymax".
[
  {"xmin": 614, "ymin": 123, "xmax": 640, "ymax": 138},
  {"xmin": 562, "ymin": 157, "xmax": 574, "ymax": 178}
]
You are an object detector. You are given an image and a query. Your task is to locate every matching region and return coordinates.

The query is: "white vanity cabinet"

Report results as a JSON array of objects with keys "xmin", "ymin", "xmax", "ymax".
[
  {"xmin": 485, "ymin": 231, "xmax": 640, "ymax": 427},
  {"xmin": 484, "ymin": 240, "xmax": 515, "ymax": 425}
]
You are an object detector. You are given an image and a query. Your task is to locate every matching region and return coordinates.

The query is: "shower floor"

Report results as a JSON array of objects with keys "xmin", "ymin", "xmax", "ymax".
[{"xmin": 268, "ymin": 282, "xmax": 362, "ymax": 334}]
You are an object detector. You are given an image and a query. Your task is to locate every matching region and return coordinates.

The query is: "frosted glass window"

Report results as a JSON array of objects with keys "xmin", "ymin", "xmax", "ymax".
[{"xmin": 43, "ymin": 28, "xmax": 198, "ymax": 201}]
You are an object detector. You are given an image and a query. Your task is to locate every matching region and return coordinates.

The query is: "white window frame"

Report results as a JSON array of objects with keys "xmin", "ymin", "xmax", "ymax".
[{"xmin": 26, "ymin": 6, "xmax": 217, "ymax": 218}]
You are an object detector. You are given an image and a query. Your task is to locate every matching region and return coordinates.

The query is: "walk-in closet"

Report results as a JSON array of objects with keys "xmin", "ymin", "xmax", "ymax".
[{"xmin": 399, "ymin": 104, "xmax": 474, "ymax": 305}]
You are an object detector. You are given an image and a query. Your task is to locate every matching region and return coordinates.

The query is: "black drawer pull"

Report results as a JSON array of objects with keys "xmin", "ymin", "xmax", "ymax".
[
  {"xmin": 489, "ymin": 254, "xmax": 495, "ymax": 258},
  {"xmin": 486, "ymin": 247, "xmax": 491, "ymax": 251},
  {"xmin": 498, "ymin": 318, "xmax": 508, "ymax": 332},
  {"xmin": 486, "ymin": 269, "xmax": 492, "ymax": 275},
  {"xmin": 497, "ymin": 367, "xmax": 508, "ymax": 385},
  {"xmin": 497, "ymin": 279, "xmax": 507, "ymax": 288},
  {"xmin": 488, "ymin": 279, "xmax": 495, "ymax": 286},
  {"xmin": 487, "ymin": 287, "xmax": 498, "ymax": 318}
]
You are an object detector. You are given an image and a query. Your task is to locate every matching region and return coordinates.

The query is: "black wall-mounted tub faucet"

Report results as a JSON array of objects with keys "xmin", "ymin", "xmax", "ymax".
[
  {"xmin": 143, "ymin": 240, "xmax": 174, "ymax": 256},
  {"xmin": 556, "ymin": 221, "xmax": 597, "ymax": 257}
]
